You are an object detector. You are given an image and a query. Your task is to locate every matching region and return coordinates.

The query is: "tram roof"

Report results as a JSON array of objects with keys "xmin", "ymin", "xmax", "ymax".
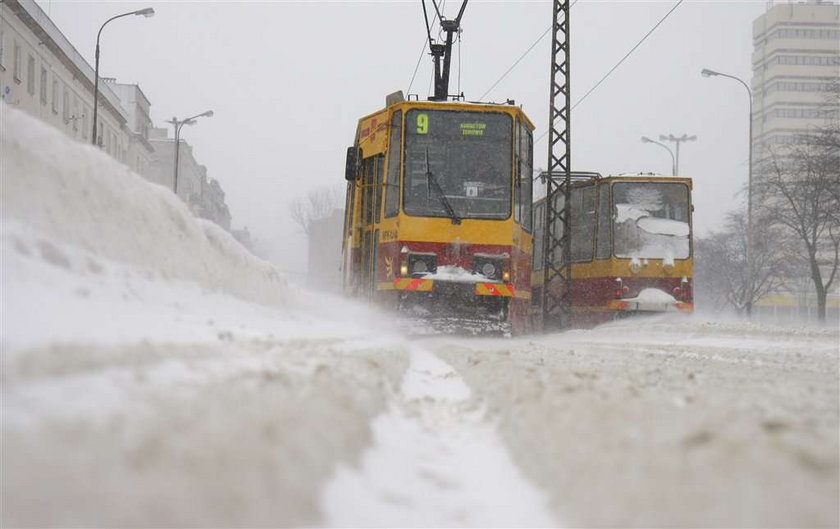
[{"xmin": 356, "ymin": 95, "xmax": 535, "ymax": 130}]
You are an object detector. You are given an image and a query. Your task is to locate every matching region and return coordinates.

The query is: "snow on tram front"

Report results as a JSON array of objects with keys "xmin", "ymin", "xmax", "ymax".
[{"xmin": 341, "ymin": 92, "xmax": 536, "ymax": 335}]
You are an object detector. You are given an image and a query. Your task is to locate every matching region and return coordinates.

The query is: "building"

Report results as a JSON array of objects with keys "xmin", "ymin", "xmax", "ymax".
[
  {"xmin": 0, "ymin": 0, "xmax": 130, "ymax": 159},
  {"xmin": 307, "ymin": 209, "xmax": 344, "ymax": 293},
  {"xmin": 147, "ymin": 126, "xmax": 232, "ymax": 230},
  {"xmin": 1, "ymin": 0, "xmax": 236, "ymax": 236},
  {"xmin": 750, "ymin": 0, "xmax": 839, "ymax": 324},
  {"xmin": 108, "ymin": 80, "xmax": 154, "ymax": 177},
  {"xmin": 752, "ymin": 0, "xmax": 840, "ymax": 153}
]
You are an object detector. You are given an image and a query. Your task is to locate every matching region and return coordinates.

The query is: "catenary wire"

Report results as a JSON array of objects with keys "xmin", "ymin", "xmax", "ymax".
[
  {"xmin": 534, "ymin": 0, "xmax": 685, "ymax": 147},
  {"xmin": 479, "ymin": 0, "xmax": 579, "ymax": 102}
]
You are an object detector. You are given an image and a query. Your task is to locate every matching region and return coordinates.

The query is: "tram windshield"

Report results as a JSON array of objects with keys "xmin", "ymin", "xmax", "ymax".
[
  {"xmin": 613, "ymin": 182, "xmax": 691, "ymax": 259},
  {"xmin": 403, "ymin": 109, "xmax": 512, "ymax": 220}
]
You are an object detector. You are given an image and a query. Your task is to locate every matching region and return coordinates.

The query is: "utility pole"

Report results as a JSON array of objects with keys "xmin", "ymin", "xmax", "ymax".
[
  {"xmin": 541, "ymin": 0, "xmax": 573, "ymax": 330},
  {"xmin": 658, "ymin": 133, "xmax": 697, "ymax": 175}
]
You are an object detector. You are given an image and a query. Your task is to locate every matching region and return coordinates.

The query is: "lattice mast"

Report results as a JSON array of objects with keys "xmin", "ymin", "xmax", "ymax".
[{"xmin": 541, "ymin": 0, "xmax": 573, "ymax": 329}]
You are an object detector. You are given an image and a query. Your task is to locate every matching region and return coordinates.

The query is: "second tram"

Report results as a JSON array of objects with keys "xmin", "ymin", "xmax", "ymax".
[{"xmin": 533, "ymin": 173, "xmax": 695, "ymax": 327}]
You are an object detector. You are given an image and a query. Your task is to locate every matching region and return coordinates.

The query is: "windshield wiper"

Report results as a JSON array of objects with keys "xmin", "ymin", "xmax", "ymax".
[{"xmin": 424, "ymin": 148, "xmax": 461, "ymax": 225}]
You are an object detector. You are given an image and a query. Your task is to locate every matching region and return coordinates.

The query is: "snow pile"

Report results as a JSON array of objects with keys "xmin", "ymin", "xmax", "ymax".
[
  {"xmin": 1, "ymin": 105, "xmax": 287, "ymax": 308},
  {"xmin": 0, "ymin": 105, "xmax": 415, "ymax": 526},
  {"xmin": 624, "ymin": 287, "xmax": 678, "ymax": 304},
  {"xmin": 422, "ymin": 265, "xmax": 494, "ymax": 283}
]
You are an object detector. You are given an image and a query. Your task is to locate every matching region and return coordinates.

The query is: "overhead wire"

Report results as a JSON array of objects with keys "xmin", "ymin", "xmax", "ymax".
[
  {"xmin": 479, "ymin": 0, "xmax": 579, "ymax": 102},
  {"xmin": 534, "ymin": 0, "xmax": 685, "ymax": 146}
]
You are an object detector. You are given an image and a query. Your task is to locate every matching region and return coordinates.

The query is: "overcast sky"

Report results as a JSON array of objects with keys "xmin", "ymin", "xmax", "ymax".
[{"xmin": 36, "ymin": 0, "xmax": 765, "ymax": 277}]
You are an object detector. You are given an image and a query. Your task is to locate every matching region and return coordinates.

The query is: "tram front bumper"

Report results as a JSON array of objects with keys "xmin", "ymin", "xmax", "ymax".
[{"xmin": 391, "ymin": 278, "xmax": 516, "ymax": 298}]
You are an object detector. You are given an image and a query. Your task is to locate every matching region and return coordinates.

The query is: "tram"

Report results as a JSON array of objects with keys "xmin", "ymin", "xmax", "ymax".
[
  {"xmin": 341, "ymin": 92, "xmax": 536, "ymax": 334},
  {"xmin": 532, "ymin": 173, "xmax": 695, "ymax": 327}
]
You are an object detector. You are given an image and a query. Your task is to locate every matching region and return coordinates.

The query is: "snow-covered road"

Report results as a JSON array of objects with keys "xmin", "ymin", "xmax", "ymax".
[{"xmin": 2, "ymin": 106, "xmax": 838, "ymax": 527}]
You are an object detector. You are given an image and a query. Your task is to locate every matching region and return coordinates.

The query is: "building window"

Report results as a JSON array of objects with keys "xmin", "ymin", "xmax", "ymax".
[
  {"xmin": 62, "ymin": 87, "xmax": 69, "ymax": 123},
  {"xmin": 26, "ymin": 54, "xmax": 35, "ymax": 95},
  {"xmin": 775, "ymin": 54, "xmax": 840, "ymax": 67},
  {"xmin": 82, "ymin": 107, "xmax": 89, "ymax": 139},
  {"xmin": 39, "ymin": 67, "xmax": 47, "ymax": 105},
  {"xmin": 72, "ymin": 98, "xmax": 79, "ymax": 132},
  {"xmin": 13, "ymin": 42, "xmax": 21, "ymax": 82},
  {"xmin": 52, "ymin": 80, "xmax": 59, "ymax": 113},
  {"xmin": 0, "ymin": 29, "xmax": 5, "ymax": 69}
]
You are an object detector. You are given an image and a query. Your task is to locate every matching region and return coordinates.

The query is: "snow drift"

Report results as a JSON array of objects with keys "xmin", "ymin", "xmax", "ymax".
[
  {"xmin": 1, "ymin": 105, "xmax": 286, "ymax": 308},
  {"xmin": 0, "ymin": 105, "xmax": 412, "ymax": 527}
]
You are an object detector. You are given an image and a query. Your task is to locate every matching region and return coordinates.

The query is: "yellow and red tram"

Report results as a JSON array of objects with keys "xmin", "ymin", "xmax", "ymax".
[
  {"xmin": 533, "ymin": 173, "xmax": 695, "ymax": 327},
  {"xmin": 342, "ymin": 92, "xmax": 536, "ymax": 334}
]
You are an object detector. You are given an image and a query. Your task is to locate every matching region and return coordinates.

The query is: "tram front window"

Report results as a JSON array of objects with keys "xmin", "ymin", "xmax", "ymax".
[
  {"xmin": 613, "ymin": 182, "xmax": 690, "ymax": 260},
  {"xmin": 403, "ymin": 109, "xmax": 512, "ymax": 220}
]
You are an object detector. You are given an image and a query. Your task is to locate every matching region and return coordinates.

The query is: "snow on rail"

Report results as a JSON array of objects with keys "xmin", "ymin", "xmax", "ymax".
[{"xmin": 320, "ymin": 346, "xmax": 557, "ymax": 527}]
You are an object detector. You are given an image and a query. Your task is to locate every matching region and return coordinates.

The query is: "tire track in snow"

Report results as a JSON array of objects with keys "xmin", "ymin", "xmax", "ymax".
[{"xmin": 319, "ymin": 346, "xmax": 557, "ymax": 527}]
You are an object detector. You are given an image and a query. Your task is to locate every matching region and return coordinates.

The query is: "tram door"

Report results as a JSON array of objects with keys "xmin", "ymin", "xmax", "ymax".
[{"xmin": 359, "ymin": 155, "xmax": 384, "ymax": 301}]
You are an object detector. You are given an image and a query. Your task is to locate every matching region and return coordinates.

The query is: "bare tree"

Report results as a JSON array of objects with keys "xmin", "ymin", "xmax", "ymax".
[
  {"xmin": 757, "ymin": 125, "xmax": 840, "ymax": 323},
  {"xmin": 289, "ymin": 186, "xmax": 345, "ymax": 236},
  {"xmin": 695, "ymin": 211, "xmax": 792, "ymax": 313}
]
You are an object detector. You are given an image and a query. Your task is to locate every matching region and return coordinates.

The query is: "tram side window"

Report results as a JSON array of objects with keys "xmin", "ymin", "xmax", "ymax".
[
  {"xmin": 384, "ymin": 110, "xmax": 402, "ymax": 218},
  {"xmin": 362, "ymin": 157, "xmax": 376, "ymax": 226},
  {"xmin": 596, "ymin": 185, "xmax": 611, "ymax": 259},
  {"xmin": 343, "ymin": 180, "xmax": 354, "ymax": 240},
  {"xmin": 515, "ymin": 122, "xmax": 534, "ymax": 231},
  {"xmin": 571, "ymin": 185, "xmax": 595, "ymax": 262},
  {"xmin": 533, "ymin": 201, "xmax": 544, "ymax": 270},
  {"xmin": 375, "ymin": 155, "xmax": 384, "ymax": 224}
]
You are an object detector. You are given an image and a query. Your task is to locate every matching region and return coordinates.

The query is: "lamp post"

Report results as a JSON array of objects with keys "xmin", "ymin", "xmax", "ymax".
[
  {"xmin": 702, "ymin": 67, "xmax": 754, "ymax": 316},
  {"xmin": 166, "ymin": 111, "xmax": 214, "ymax": 197},
  {"xmin": 658, "ymin": 134, "xmax": 697, "ymax": 176},
  {"xmin": 91, "ymin": 7, "xmax": 154, "ymax": 145},
  {"xmin": 641, "ymin": 136, "xmax": 676, "ymax": 175}
]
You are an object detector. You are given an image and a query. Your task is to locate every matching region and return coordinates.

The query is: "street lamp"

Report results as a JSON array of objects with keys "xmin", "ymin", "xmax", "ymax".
[
  {"xmin": 641, "ymin": 136, "xmax": 676, "ymax": 175},
  {"xmin": 91, "ymin": 7, "xmax": 154, "ymax": 145},
  {"xmin": 702, "ymin": 67, "xmax": 754, "ymax": 316},
  {"xmin": 166, "ymin": 111, "xmax": 214, "ymax": 197},
  {"xmin": 658, "ymin": 134, "xmax": 697, "ymax": 176}
]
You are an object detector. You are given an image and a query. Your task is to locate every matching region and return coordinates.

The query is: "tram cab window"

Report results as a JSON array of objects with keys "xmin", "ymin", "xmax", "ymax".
[
  {"xmin": 384, "ymin": 110, "xmax": 402, "ymax": 218},
  {"xmin": 613, "ymin": 182, "xmax": 690, "ymax": 259},
  {"xmin": 571, "ymin": 185, "xmax": 596, "ymax": 262},
  {"xmin": 596, "ymin": 185, "xmax": 611, "ymax": 259},
  {"xmin": 403, "ymin": 109, "xmax": 512, "ymax": 220}
]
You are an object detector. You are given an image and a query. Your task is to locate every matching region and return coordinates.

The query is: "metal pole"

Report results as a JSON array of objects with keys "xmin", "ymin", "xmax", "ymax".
[
  {"xmin": 746, "ymin": 88, "xmax": 754, "ymax": 316},
  {"xmin": 675, "ymin": 139, "xmax": 681, "ymax": 176},
  {"xmin": 173, "ymin": 121, "xmax": 182, "ymax": 195},
  {"xmin": 90, "ymin": 9, "xmax": 154, "ymax": 145},
  {"xmin": 641, "ymin": 137, "xmax": 675, "ymax": 175},
  {"xmin": 701, "ymin": 69, "xmax": 753, "ymax": 315},
  {"xmin": 91, "ymin": 37, "xmax": 101, "ymax": 144}
]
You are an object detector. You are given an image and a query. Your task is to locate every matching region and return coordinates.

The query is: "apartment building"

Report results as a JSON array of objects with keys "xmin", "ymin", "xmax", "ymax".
[
  {"xmin": 752, "ymin": 1, "xmax": 840, "ymax": 154},
  {"xmin": 751, "ymin": 0, "xmax": 839, "ymax": 324},
  {"xmin": 108, "ymin": 80, "xmax": 154, "ymax": 176},
  {"xmin": 0, "ymin": 0, "xmax": 130, "ymax": 159}
]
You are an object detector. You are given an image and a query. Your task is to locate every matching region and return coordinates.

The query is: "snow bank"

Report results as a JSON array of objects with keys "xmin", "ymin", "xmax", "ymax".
[
  {"xmin": 437, "ymin": 317, "xmax": 839, "ymax": 527},
  {"xmin": 1, "ymin": 105, "xmax": 415, "ymax": 526},
  {"xmin": 1, "ymin": 105, "xmax": 287, "ymax": 308}
]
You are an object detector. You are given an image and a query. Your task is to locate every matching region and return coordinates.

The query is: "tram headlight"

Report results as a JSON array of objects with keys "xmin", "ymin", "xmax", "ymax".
[
  {"xmin": 473, "ymin": 256, "xmax": 504, "ymax": 281},
  {"xmin": 399, "ymin": 263, "xmax": 409, "ymax": 277},
  {"xmin": 407, "ymin": 254, "xmax": 436, "ymax": 277},
  {"xmin": 481, "ymin": 262, "xmax": 497, "ymax": 277}
]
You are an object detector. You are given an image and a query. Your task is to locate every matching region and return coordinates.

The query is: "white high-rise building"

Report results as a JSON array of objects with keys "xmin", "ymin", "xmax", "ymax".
[{"xmin": 752, "ymin": 1, "xmax": 840, "ymax": 154}]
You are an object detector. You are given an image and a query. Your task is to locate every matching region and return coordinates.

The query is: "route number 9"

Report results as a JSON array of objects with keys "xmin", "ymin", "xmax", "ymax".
[{"xmin": 416, "ymin": 113, "xmax": 429, "ymax": 135}]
